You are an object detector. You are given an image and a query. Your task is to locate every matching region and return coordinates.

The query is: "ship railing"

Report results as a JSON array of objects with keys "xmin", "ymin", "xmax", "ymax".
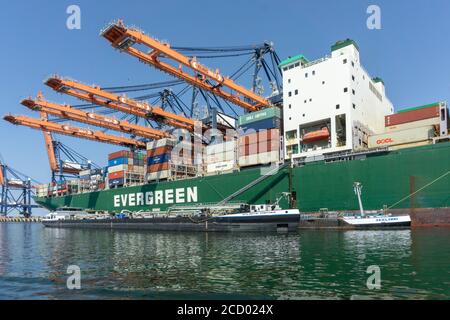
[{"xmin": 303, "ymin": 55, "xmax": 331, "ymax": 68}]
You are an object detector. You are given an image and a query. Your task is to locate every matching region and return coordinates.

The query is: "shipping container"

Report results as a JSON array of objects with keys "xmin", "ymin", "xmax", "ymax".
[
  {"xmin": 239, "ymin": 128, "xmax": 280, "ymax": 141},
  {"xmin": 238, "ymin": 107, "xmax": 281, "ymax": 126},
  {"xmin": 369, "ymin": 125, "xmax": 435, "ymax": 148},
  {"xmin": 146, "ymin": 138, "xmax": 177, "ymax": 150},
  {"xmin": 108, "ymin": 164, "xmax": 128, "ymax": 173},
  {"xmin": 147, "ymin": 162, "xmax": 170, "ymax": 173},
  {"xmin": 239, "ymin": 117, "xmax": 281, "ymax": 132},
  {"xmin": 108, "ymin": 157, "xmax": 128, "ymax": 166},
  {"xmin": 206, "ymin": 161, "xmax": 235, "ymax": 173},
  {"xmin": 239, "ymin": 151, "xmax": 280, "ymax": 167},
  {"xmin": 385, "ymin": 105, "xmax": 440, "ymax": 127},
  {"xmin": 205, "ymin": 150, "xmax": 236, "ymax": 163},
  {"xmin": 206, "ymin": 140, "xmax": 236, "ymax": 155},
  {"xmin": 385, "ymin": 117, "xmax": 440, "ymax": 132},
  {"xmin": 147, "ymin": 154, "xmax": 169, "ymax": 165},
  {"xmin": 109, "ymin": 178, "xmax": 124, "ymax": 187},
  {"xmin": 108, "ymin": 150, "xmax": 132, "ymax": 161},
  {"xmin": 108, "ymin": 171, "xmax": 125, "ymax": 180},
  {"xmin": 147, "ymin": 146, "xmax": 173, "ymax": 158},
  {"xmin": 239, "ymin": 140, "xmax": 279, "ymax": 156}
]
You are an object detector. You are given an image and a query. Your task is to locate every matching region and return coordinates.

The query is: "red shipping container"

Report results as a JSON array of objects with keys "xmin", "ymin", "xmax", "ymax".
[
  {"xmin": 108, "ymin": 150, "xmax": 132, "ymax": 160},
  {"xmin": 147, "ymin": 163, "xmax": 170, "ymax": 173},
  {"xmin": 108, "ymin": 171, "xmax": 125, "ymax": 180},
  {"xmin": 385, "ymin": 106, "xmax": 440, "ymax": 127},
  {"xmin": 239, "ymin": 128, "xmax": 280, "ymax": 145},
  {"xmin": 147, "ymin": 146, "xmax": 173, "ymax": 158}
]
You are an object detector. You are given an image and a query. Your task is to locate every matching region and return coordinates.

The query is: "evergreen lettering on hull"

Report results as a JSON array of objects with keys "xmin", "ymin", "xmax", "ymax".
[{"xmin": 113, "ymin": 186, "xmax": 198, "ymax": 208}]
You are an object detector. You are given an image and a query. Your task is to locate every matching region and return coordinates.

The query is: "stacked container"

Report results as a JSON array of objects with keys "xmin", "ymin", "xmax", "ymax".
[
  {"xmin": 146, "ymin": 138, "xmax": 176, "ymax": 181},
  {"xmin": 237, "ymin": 108, "xmax": 281, "ymax": 168},
  {"xmin": 205, "ymin": 140, "xmax": 236, "ymax": 174},
  {"xmin": 146, "ymin": 138, "xmax": 197, "ymax": 181},
  {"xmin": 108, "ymin": 150, "xmax": 145, "ymax": 188},
  {"xmin": 238, "ymin": 129, "xmax": 280, "ymax": 167}
]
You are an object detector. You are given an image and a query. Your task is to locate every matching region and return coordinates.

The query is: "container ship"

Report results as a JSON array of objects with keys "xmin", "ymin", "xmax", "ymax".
[{"xmin": 3, "ymin": 21, "xmax": 449, "ymax": 227}]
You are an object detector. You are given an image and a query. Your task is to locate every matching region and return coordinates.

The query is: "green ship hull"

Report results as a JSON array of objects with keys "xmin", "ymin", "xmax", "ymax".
[{"xmin": 34, "ymin": 142, "xmax": 450, "ymax": 219}]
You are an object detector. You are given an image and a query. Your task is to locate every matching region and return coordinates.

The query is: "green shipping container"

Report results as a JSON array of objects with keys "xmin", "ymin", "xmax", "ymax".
[{"xmin": 238, "ymin": 108, "xmax": 282, "ymax": 126}]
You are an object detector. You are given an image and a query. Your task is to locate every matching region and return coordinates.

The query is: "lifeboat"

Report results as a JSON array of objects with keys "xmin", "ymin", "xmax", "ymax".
[{"xmin": 301, "ymin": 127, "xmax": 330, "ymax": 143}]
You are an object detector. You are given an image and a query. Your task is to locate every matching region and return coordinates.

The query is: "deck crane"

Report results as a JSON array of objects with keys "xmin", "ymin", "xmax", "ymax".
[
  {"xmin": 45, "ymin": 76, "xmax": 205, "ymax": 132},
  {"xmin": 3, "ymin": 115, "xmax": 146, "ymax": 149},
  {"xmin": 21, "ymin": 93, "xmax": 171, "ymax": 140},
  {"xmin": 100, "ymin": 20, "xmax": 272, "ymax": 111}
]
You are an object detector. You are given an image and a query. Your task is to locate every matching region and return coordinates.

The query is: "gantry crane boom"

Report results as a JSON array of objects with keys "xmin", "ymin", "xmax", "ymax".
[
  {"xmin": 101, "ymin": 20, "xmax": 271, "ymax": 111},
  {"xmin": 45, "ymin": 76, "xmax": 202, "ymax": 131},
  {"xmin": 3, "ymin": 115, "xmax": 146, "ymax": 149},
  {"xmin": 21, "ymin": 94, "xmax": 171, "ymax": 140}
]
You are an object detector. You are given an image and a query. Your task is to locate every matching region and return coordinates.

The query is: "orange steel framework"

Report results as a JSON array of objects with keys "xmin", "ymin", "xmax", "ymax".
[
  {"xmin": 3, "ymin": 115, "xmax": 146, "ymax": 150},
  {"xmin": 22, "ymin": 93, "xmax": 171, "ymax": 140},
  {"xmin": 45, "ymin": 76, "xmax": 203, "ymax": 132},
  {"xmin": 101, "ymin": 20, "xmax": 271, "ymax": 112},
  {"xmin": 0, "ymin": 166, "xmax": 4, "ymax": 186},
  {"xmin": 39, "ymin": 112, "xmax": 62, "ymax": 175}
]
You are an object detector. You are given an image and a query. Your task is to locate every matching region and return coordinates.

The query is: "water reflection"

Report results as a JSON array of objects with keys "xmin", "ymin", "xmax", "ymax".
[{"xmin": 0, "ymin": 224, "xmax": 449, "ymax": 299}]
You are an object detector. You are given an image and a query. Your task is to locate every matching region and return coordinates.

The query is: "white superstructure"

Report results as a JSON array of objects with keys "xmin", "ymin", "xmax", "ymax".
[{"xmin": 280, "ymin": 39, "xmax": 394, "ymax": 159}]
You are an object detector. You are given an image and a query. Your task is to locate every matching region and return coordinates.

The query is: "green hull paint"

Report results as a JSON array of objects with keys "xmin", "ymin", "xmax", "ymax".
[{"xmin": 35, "ymin": 142, "xmax": 450, "ymax": 213}]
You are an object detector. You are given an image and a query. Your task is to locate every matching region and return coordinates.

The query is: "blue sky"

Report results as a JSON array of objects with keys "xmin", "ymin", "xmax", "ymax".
[{"xmin": 0, "ymin": 0, "xmax": 449, "ymax": 187}]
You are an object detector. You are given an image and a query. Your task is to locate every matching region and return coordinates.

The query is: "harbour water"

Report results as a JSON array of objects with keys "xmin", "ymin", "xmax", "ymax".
[{"xmin": 0, "ymin": 223, "xmax": 449, "ymax": 300}]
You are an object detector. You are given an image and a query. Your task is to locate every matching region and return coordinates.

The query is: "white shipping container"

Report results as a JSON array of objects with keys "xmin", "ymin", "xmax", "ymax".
[
  {"xmin": 205, "ymin": 150, "xmax": 235, "ymax": 163},
  {"xmin": 132, "ymin": 166, "xmax": 145, "ymax": 174},
  {"xmin": 258, "ymin": 151, "xmax": 280, "ymax": 164},
  {"xmin": 369, "ymin": 125, "xmax": 435, "ymax": 148},
  {"xmin": 206, "ymin": 140, "xmax": 236, "ymax": 155},
  {"xmin": 147, "ymin": 170, "xmax": 170, "ymax": 181},
  {"xmin": 239, "ymin": 151, "xmax": 280, "ymax": 167},
  {"xmin": 239, "ymin": 154, "xmax": 259, "ymax": 167},
  {"xmin": 108, "ymin": 164, "xmax": 128, "ymax": 173},
  {"xmin": 385, "ymin": 117, "xmax": 440, "ymax": 132},
  {"xmin": 206, "ymin": 161, "xmax": 235, "ymax": 173},
  {"xmin": 146, "ymin": 138, "xmax": 177, "ymax": 150}
]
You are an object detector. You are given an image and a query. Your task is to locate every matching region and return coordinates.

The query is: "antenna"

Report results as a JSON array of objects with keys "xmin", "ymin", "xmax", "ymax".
[{"xmin": 353, "ymin": 182, "xmax": 365, "ymax": 216}]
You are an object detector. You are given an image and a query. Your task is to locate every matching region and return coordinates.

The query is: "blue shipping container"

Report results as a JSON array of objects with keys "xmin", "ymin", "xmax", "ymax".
[
  {"xmin": 147, "ymin": 154, "xmax": 169, "ymax": 165},
  {"xmin": 109, "ymin": 178, "xmax": 124, "ymax": 186},
  {"xmin": 108, "ymin": 157, "xmax": 128, "ymax": 167},
  {"xmin": 239, "ymin": 117, "xmax": 281, "ymax": 132}
]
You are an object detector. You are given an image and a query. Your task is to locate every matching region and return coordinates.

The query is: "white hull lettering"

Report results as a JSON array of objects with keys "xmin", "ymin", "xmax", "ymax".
[{"xmin": 113, "ymin": 187, "xmax": 198, "ymax": 208}]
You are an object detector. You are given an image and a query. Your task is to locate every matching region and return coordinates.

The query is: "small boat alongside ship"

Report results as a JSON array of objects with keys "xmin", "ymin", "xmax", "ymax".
[
  {"xmin": 340, "ymin": 182, "xmax": 411, "ymax": 228},
  {"xmin": 299, "ymin": 182, "xmax": 412, "ymax": 229}
]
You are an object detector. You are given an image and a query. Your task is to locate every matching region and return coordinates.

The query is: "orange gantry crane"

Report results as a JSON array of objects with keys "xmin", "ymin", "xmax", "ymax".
[
  {"xmin": 101, "ymin": 20, "xmax": 272, "ymax": 112},
  {"xmin": 3, "ymin": 114, "xmax": 146, "ymax": 149},
  {"xmin": 21, "ymin": 93, "xmax": 170, "ymax": 140},
  {"xmin": 45, "ymin": 76, "xmax": 203, "ymax": 132},
  {"xmin": 38, "ymin": 112, "xmax": 81, "ymax": 175}
]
